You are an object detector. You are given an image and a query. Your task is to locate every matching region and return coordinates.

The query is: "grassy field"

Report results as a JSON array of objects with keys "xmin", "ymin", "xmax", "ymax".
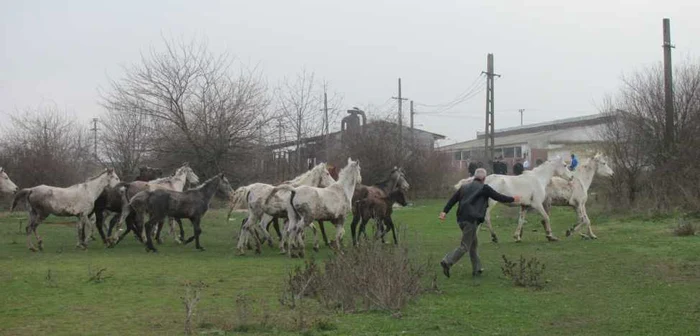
[{"xmin": 0, "ymin": 200, "xmax": 698, "ymax": 336}]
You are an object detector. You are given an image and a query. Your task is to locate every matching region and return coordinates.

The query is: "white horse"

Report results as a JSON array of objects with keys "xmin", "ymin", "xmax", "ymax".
[
  {"xmin": 481, "ymin": 156, "xmax": 574, "ymax": 242},
  {"xmin": 109, "ymin": 163, "xmax": 200, "ymax": 244},
  {"xmin": 268, "ymin": 158, "xmax": 362, "ymax": 258},
  {"xmin": 543, "ymin": 153, "xmax": 614, "ymax": 239},
  {"xmin": 10, "ymin": 169, "xmax": 121, "ymax": 251},
  {"xmin": 0, "ymin": 167, "xmax": 19, "ymax": 194},
  {"xmin": 235, "ymin": 163, "xmax": 336, "ymax": 255}
]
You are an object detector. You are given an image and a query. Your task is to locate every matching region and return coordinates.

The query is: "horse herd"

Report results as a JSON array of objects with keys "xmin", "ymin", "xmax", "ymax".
[{"xmin": 0, "ymin": 154, "xmax": 613, "ymax": 258}]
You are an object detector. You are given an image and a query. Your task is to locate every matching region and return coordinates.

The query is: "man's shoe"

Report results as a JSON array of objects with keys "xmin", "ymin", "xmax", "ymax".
[{"xmin": 440, "ymin": 261, "xmax": 451, "ymax": 278}]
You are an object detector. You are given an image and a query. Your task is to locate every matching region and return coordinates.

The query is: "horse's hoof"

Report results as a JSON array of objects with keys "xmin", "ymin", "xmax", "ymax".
[
  {"xmin": 254, "ymin": 248, "xmax": 261, "ymax": 255},
  {"xmin": 198, "ymin": 247, "xmax": 206, "ymax": 252},
  {"xmin": 313, "ymin": 246, "xmax": 319, "ymax": 252},
  {"xmin": 546, "ymin": 235, "xmax": 559, "ymax": 242},
  {"xmin": 590, "ymin": 235, "xmax": 598, "ymax": 240},
  {"xmin": 38, "ymin": 241, "xmax": 44, "ymax": 251},
  {"xmin": 491, "ymin": 236, "xmax": 499, "ymax": 243},
  {"xmin": 29, "ymin": 247, "xmax": 38, "ymax": 252},
  {"xmin": 566, "ymin": 229, "xmax": 572, "ymax": 237}
]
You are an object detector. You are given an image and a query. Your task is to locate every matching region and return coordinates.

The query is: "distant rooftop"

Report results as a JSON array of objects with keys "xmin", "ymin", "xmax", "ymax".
[{"xmin": 441, "ymin": 113, "xmax": 611, "ymax": 151}]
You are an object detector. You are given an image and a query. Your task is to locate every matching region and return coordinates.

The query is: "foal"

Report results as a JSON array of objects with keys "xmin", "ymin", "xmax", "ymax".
[
  {"xmin": 355, "ymin": 189, "xmax": 408, "ymax": 245},
  {"xmin": 129, "ymin": 174, "xmax": 231, "ymax": 252}
]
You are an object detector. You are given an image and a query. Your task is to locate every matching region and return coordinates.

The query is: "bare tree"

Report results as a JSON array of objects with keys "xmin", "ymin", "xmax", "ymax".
[
  {"xmin": 0, "ymin": 105, "xmax": 93, "ymax": 188},
  {"xmin": 101, "ymin": 37, "xmax": 271, "ymax": 179},
  {"xmin": 99, "ymin": 108, "xmax": 154, "ymax": 179},
  {"xmin": 600, "ymin": 58, "xmax": 700, "ymax": 210},
  {"xmin": 276, "ymin": 69, "xmax": 342, "ymax": 173}
]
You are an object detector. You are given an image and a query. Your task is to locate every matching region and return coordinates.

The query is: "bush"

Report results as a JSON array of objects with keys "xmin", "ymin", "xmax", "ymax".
[
  {"xmin": 501, "ymin": 255, "xmax": 547, "ymax": 289},
  {"xmin": 280, "ymin": 240, "xmax": 429, "ymax": 313},
  {"xmin": 673, "ymin": 218, "xmax": 698, "ymax": 237}
]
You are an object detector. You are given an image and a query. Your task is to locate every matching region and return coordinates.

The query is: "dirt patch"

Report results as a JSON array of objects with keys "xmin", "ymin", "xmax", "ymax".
[{"xmin": 650, "ymin": 261, "xmax": 700, "ymax": 282}]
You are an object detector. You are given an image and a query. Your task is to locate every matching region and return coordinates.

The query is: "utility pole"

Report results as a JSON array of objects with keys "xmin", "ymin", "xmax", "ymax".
[
  {"xmin": 662, "ymin": 18, "xmax": 675, "ymax": 153},
  {"xmin": 410, "ymin": 100, "xmax": 415, "ymax": 129},
  {"xmin": 90, "ymin": 118, "xmax": 99, "ymax": 161},
  {"xmin": 482, "ymin": 54, "xmax": 500, "ymax": 171},
  {"xmin": 518, "ymin": 109, "xmax": 524, "ymax": 126},
  {"xmin": 321, "ymin": 91, "xmax": 329, "ymax": 163},
  {"xmin": 391, "ymin": 78, "xmax": 408, "ymax": 162}
]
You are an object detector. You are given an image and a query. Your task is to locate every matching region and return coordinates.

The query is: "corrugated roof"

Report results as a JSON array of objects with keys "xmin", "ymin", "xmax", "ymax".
[{"xmin": 441, "ymin": 123, "xmax": 606, "ymax": 151}]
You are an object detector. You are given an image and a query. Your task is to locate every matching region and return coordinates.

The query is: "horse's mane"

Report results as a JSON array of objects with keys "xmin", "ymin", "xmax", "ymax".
[
  {"xmin": 287, "ymin": 163, "xmax": 325, "ymax": 184},
  {"xmin": 86, "ymin": 169, "xmax": 108, "ymax": 182},
  {"xmin": 151, "ymin": 166, "xmax": 187, "ymax": 184},
  {"xmin": 190, "ymin": 175, "xmax": 221, "ymax": 191},
  {"xmin": 337, "ymin": 162, "xmax": 358, "ymax": 182}
]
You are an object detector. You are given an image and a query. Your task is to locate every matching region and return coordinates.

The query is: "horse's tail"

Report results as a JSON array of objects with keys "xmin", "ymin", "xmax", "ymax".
[
  {"xmin": 228, "ymin": 186, "xmax": 249, "ymax": 210},
  {"xmin": 10, "ymin": 189, "xmax": 31, "ymax": 213},
  {"xmin": 264, "ymin": 185, "xmax": 295, "ymax": 206},
  {"xmin": 288, "ymin": 189, "xmax": 300, "ymax": 221}
]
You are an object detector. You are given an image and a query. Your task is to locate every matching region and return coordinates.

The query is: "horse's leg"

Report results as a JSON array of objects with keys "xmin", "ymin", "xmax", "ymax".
[
  {"xmin": 581, "ymin": 204, "xmax": 596, "ymax": 239},
  {"xmin": 533, "ymin": 203, "xmax": 558, "ymax": 241},
  {"xmin": 175, "ymin": 218, "xmax": 185, "ymax": 244},
  {"xmin": 26, "ymin": 211, "xmax": 39, "ymax": 252},
  {"xmin": 107, "ymin": 213, "xmax": 120, "ymax": 238},
  {"xmin": 236, "ymin": 215, "xmax": 253, "ymax": 255},
  {"xmin": 272, "ymin": 218, "xmax": 282, "ymax": 241},
  {"xmin": 257, "ymin": 214, "xmax": 274, "ymax": 247},
  {"xmin": 94, "ymin": 210, "xmax": 108, "ymax": 245},
  {"xmin": 279, "ymin": 219, "xmax": 289, "ymax": 254},
  {"xmin": 310, "ymin": 222, "xmax": 320, "ymax": 252},
  {"xmin": 484, "ymin": 203, "xmax": 498, "ymax": 243},
  {"xmin": 76, "ymin": 215, "xmax": 86, "ymax": 249},
  {"xmin": 192, "ymin": 218, "xmax": 205, "ymax": 251},
  {"xmin": 358, "ymin": 217, "xmax": 371, "ymax": 244},
  {"xmin": 317, "ymin": 220, "xmax": 330, "ymax": 247},
  {"xmin": 154, "ymin": 219, "xmax": 165, "ymax": 244},
  {"xmin": 334, "ymin": 217, "xmax": 346, "ymax": 250},
  {"xmin": 385, "ymin": 216, "xmax": 398, "ymax": 245},
  {"xmin": 513, "ymin": 206, "xmax": 528, "ymax": 242},
  {"xmin": 350, "ymin": 214, "xmax": 360, "ymax": 247},
  {"xmin": 143, "ymin": 217, "xmax": 159, "ymax": 252}
]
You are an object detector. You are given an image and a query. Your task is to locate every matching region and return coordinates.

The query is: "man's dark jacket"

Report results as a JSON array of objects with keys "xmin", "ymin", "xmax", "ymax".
[{"xmin": 443, "ymin": 180, "xmax": 515, "ymax": 223}]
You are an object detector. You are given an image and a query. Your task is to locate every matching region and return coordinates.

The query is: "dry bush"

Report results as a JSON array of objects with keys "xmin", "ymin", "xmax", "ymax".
[
  {"xmin": 280, "ymin": 240, "xmax": 429, "ymax": 313},
  {"xmin": 600, "ymin": 58, "xmax": 700, "ymax": 213},
  {"xmin": 501, "ymin": 255, "xmax": 547, "ymax": 289},
  {"xmin": 673, "ymin": 218, "xmax": 698, "ymax": 237},
  {"xmin": 181, "ymin": 280, "xmax": 207, "ymax": 335}
]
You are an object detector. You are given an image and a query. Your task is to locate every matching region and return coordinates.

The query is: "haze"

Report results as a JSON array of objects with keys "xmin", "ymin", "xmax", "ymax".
[{"xmin": 2, "ymin": 0, "xmax": 698, "ymax": 144}]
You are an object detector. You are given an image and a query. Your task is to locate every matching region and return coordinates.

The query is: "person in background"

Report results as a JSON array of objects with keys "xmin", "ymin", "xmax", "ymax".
[
  {"xmin": 513, "ymin": 159, "xmax": 524, "ymax": 175},
  {"xmin": 438, "ymin": 168, "xmax": 521, "ymax": 278},
  {"xmin": 569, "ymin": 153, "xmax": 579, "ymax": 171},
  {"xmin": 523, "ymin": 155, "xmax": 531, "ymax": 170}
]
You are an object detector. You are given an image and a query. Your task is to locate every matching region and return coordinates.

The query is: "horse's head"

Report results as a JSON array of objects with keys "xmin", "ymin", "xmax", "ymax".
[
  {"xmin": 345, "ymin": 158, "xmax": 362, "ymax": 184},
  {"xmin": 313, "ymin": 163, "xmax": 336, "ymax": 188},
  {"xmin": 390, "ymin": 189, "xmax": 408, "ymax": 207},
  {"xmin": 593, "ymin": 153, "xmax": 614, "ymax": 177},
  {"xmin": 216, "ymin": 173, "xmax": 234, "ymax": 198},
  {"xmin": 0, "ymin": 167, "xmax": 19, "ymax": 194},
  {"xmin": 551, "ymin": 156, "xmax": 574, "ymax": 181},
  {"xmin": 391, "ymin": 166, "xmax": 410, "ymax": 191},
  {"xmin": 175, "ymin": 165, "xmax": 200, "ymax": 185},
  {"xmin": 105, "ymin": 168, "xmax": 121, "ymax": 188}
]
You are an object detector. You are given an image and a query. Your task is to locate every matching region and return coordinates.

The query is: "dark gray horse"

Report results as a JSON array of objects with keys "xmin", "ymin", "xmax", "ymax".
[
  {"xmin": 135, "ymin": 166, "xmax": 163, "ymax": 181},
  {"xmin": 129, "ymin": 174, "xmax": 232, "ymax": 252}
]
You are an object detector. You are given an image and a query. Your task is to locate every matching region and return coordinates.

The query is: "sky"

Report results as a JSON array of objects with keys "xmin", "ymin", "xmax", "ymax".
[{"xmin": 1, "ymin": 0, "xmax": 699, "ymax": 145}]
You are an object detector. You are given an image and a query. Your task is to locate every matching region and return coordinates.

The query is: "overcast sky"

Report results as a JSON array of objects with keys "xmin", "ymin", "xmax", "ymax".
[{"xmin": 2, "ymin": 0, "xmax": 698, "ymax": 145}]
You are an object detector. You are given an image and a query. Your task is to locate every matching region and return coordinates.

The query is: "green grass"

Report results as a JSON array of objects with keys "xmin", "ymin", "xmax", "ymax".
[{"xmin": 1, "ymin": 200, "xmax": 699, "ymax": 335}]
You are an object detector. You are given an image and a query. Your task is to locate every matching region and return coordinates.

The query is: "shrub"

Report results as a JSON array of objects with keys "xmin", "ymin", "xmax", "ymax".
[
  {"xmin": 501, "ymin": 255, "xmax": 547, "ymax": 289},
  {"xmin": 673, "ymin": 218, "xmax": 697, "ymax": 236},
  {"xmin": 280, "ymin": 239, "xmax": 429, "ymax": 313}
]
